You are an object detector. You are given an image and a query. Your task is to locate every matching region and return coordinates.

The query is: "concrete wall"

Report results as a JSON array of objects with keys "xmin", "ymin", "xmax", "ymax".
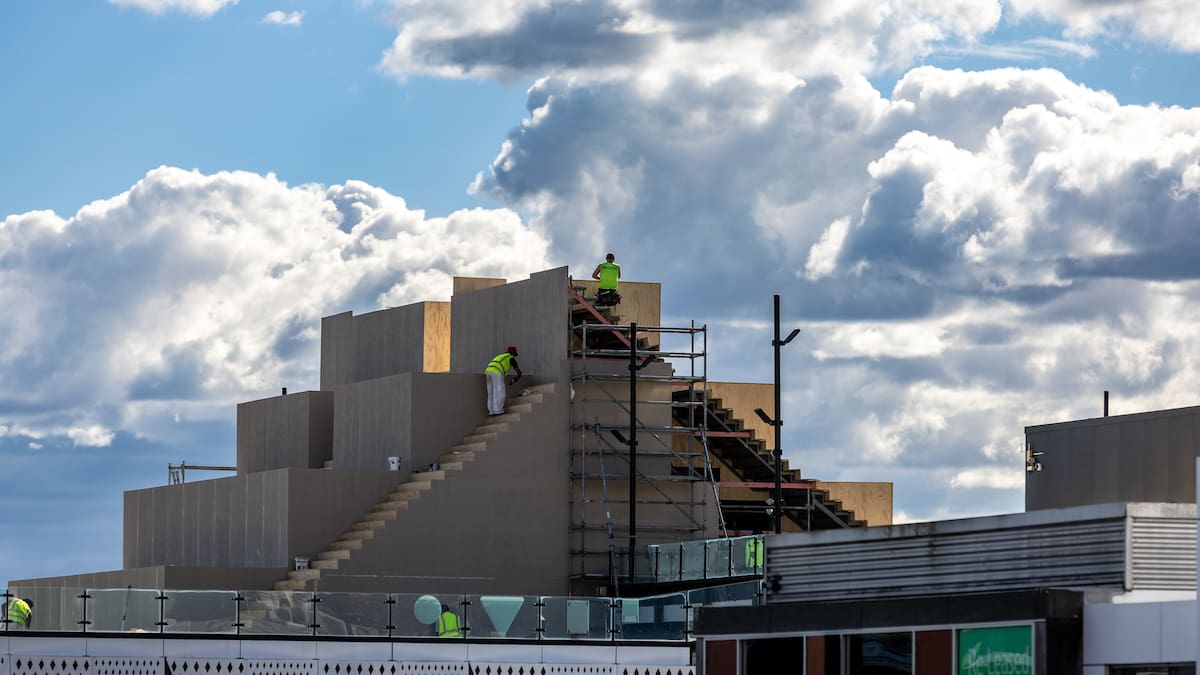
[
  {"xmin": 331, "ymin": 372, "xmax": 486, "ymax": 475},
  {"xmin": 124, "ymin": 469, "xmax": 397, "ymax": 570},
  {"xmin": 1083, "ymin": 600, "xmax": 1196, "ymax": 669},
  {"xmin": 1026, "ymin": 404, "xmax": 1200, "ymax": 510},
  {"xmin": 236, "ymin": 391, "xmax": 333, "ymax": 474},
  {"xmin": 312, "ymin": 374, "xmax": 573, "ymax": 595},
  {"xmin": 9, "ymin": 565, "xmax": 284, "ymax": 590},
  {"xmin": 450, "ymin": 267, "xmax": 569, "ymax": 383},
  {"xmin": 320, "ymin": 303, "xmax": 431, "ymax": 390}
]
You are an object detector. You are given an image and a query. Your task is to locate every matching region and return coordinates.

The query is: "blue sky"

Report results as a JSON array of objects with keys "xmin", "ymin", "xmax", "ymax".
[
  {"xmin": 3, "ymin": 0, "xmax": 1200, "ymax": 587},
  {"xmin": 0, "ymin": 2, "xmax": 528, "ymax": 218}
]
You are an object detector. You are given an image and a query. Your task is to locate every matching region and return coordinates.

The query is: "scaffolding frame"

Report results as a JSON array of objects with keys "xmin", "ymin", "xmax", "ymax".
[{"xmin": 567, "ymin": 314, "xmax": 722, "ymax": 594}]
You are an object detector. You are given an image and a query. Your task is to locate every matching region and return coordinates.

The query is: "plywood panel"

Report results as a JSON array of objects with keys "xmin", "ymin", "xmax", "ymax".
[
  {"xmin": 707, "ymin": 382, "xmax": 775, "ymax": 448},
  {"xmin": 813, "ymin": 481, "xmax": 893, "ymax": 525},
  {"xmin": 575, "ymin": 279, "xmax": 661, "ymax": 330},
  {"xmin": 422, "ymin": 301, "xmax": 451, "ymax": 372},
  {"xmin": 453, "ymin": 276, "xmax": 506, "ymax": 295}
]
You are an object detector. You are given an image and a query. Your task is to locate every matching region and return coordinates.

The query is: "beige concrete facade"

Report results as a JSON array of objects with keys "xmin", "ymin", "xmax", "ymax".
[{"xmin": 14, "ymin": 265, "xmax": 888, "ymax": 593}]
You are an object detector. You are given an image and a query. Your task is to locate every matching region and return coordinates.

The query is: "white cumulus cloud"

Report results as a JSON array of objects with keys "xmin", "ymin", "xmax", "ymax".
[
  {"xmin": 262, "ymin": 10, "xmax": 304, "ymax": 26},
  {"xmin": 465, "ymin": 60, "xmax": 1200, "ymax": 521},
  {"xmin": 1007, "ymin": 0, "xmax": 1200, "ymax": 52},
  {"xmin": 107, "ymin": 0, "xmax": 238, "ymax": 17},
  {"xmin": 0, "ymin": 167, "xmax": 552, "ymax": 445}
]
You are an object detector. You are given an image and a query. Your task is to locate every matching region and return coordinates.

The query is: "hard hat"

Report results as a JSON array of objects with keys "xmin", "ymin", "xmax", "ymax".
[{"xmin": 507, "ymin": 346, "xmax": 519, "ymax": 355}]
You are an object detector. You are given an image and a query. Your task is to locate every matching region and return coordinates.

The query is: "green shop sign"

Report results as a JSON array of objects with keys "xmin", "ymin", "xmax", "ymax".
[{"xmin": 958, "ymin": 625, "xmax": 1033, "ymax": 675}]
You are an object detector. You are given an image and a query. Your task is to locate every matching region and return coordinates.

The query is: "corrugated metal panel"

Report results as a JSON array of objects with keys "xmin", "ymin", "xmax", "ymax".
[
  {"xmin": 768, "ymin": 512, "xmax": 1129, "ymax": 604},
  {"xmin": 1129, "ymin": 515, "xmax": 1197, "ymax": 590}
]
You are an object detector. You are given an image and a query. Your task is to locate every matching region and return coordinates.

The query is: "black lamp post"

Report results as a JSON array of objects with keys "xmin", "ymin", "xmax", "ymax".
[{"xmin": 754, "ymin": 295, "xmax": 800, "ymax": 534}]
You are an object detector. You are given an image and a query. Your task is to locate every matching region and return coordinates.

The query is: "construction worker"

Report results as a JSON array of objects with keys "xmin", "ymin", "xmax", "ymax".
[
  {"xmin": 2, "ymin": 597, "xmax": 32, "ymax": 629},
  {"xmin": 591, "ymin": 253, "xmax": 621, "ymax": 307},
  {"xmin": 485, "ymin": 346, "xmax": 522, "ymax": 416},
  {"xmin": 744, "ymin": 537, "xmax": 764, "ymax": 572},
  {"xmin": 436, "ymin": 603, "xmax": 463, "ymax": 637}
]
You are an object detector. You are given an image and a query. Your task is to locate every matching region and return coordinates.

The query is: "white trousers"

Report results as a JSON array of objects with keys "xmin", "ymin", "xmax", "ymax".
[{"xmin": 486, "ymin": 371, "xmax": 507, "ymax": 415}]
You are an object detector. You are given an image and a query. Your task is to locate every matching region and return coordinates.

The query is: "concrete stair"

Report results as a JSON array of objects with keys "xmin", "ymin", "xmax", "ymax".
[{"xmin": 273, "ymin": 382, "xmax": 557, "ymax": 591}]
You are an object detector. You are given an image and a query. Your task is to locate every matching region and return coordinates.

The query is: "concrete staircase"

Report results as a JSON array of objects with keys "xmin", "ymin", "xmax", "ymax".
[{"xmin": 273, "ymin": 382, "xmax": 557, "ymax": 591}]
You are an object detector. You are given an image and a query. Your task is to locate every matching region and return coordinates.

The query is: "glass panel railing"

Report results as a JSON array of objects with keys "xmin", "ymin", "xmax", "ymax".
[
  {"xmin": 654, "ymin": 545, "xmax": 681, "ymax": 583},
  {"xmin": 632, "ymin": 548, "xmax": 655, "ymax": 584},
  {"xmin": 706, "ymin": 537, "xmax": 733, "ymax": 579},
  {"xmin": 391, "ymin": 593, "xmax": 465, "ymax": 639},
  {"xmin": 616, "ymin": 591, "xmax": 688, "ymax": 641},
  {"xmin": 7, "ymin": 570, "xmax": 760, "ymax": 640},
  {"xmin": 731, "ymin": 535, "xmax": 764, "ymax": 577},
  {"xmin": 240, "ymin": 590, "xmax": 312, "ymax": 635},
  {"xmin": 680, "ymin": 540, "xmax": 707, "ymax": 581},
  {"xmin": 462, "ymin": 595, "xmax": 540, "ymax": 639},
  {"xmin": 314, "ymin": 592, "xmax": 390, "ymax": 637},
  {"xmin": 687, "ymin": 580, "xmax": 762, "ymax": 607},
  {"xmin": 8, "ymin": 586, "xmax": 83, "ymax": 632},
  {"xmin": 539, "ymin": 596, "xmax": 613, "ymax": 640},
  {"xmin": 162, "ymin": 590, "xmax": 237, "ymax": 634},
  {"xmin": 85, "ymin": 588, "xmax": 161, "ymax": 633}
]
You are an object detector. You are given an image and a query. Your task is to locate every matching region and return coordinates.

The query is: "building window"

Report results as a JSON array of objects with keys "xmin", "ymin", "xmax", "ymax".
[
  {"xmin": 743, "ymin": 636, "xmax": 804, "ymax": 674},
  {"xmin": 847, "ymin": 632, "xmax": 913, "ymax": 675}
]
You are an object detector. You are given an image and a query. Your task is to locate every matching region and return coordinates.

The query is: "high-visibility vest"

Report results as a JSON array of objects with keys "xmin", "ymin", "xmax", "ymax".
[
  {"xmin": 437, "ymin": 610, "xmax": 462, "ymax": 637},
  {"xmin": 597, "ymin": 262, "xmax": 620, "ymax": 290},
  {"xmin": 486, "ymin": 352, "xmax": 514, "ymax": 375},
  {"xmin": 5, "ymin": 598, "xmax": 31, "ymax": 628},
  {"xmin": 745, "ymin": 538, "xmax": 763, "ymax": 569}
]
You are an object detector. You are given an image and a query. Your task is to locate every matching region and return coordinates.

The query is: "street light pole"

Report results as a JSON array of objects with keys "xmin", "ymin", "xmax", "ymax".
[{"xmin": 755, "ymin": 295, "xmax": 800, "ymax": 534}]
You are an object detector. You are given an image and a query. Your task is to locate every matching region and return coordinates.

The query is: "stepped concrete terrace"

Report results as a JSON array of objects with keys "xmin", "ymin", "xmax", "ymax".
[{"xmin": 274, "ymin": 382, "xmax": 566, "ymax": 593}]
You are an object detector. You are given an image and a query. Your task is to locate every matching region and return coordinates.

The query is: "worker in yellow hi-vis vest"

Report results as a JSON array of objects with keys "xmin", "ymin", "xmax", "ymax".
[
  {"xmin": 591, "ymin": 253, "xmax": 621, "ymax": 307},
  {"xmin": 485, "ymin": 346, "xmax": 522, "ymax": 416},
  {"xmin": 3, "ymin": 597, "xmax": 32, "ymax": 629},
  {"xmin": 437, "ymin": 603, "xmax": 463, "ymax": 637}
]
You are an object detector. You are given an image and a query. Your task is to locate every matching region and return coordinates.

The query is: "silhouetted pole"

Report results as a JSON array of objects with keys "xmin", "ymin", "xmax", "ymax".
[
  {"xmin": 756, "ymin": 295, "xmax": 800, "ymax": 534},
  {"xmin": 629, "ymin": 322, "xmax": 639, "ymax": 557}
]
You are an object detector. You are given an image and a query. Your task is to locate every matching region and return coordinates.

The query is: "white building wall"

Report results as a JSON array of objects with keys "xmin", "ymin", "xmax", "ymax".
[{"xmin": 1083, "ymin": 599, "xmax": 1196, "ymax": 667}]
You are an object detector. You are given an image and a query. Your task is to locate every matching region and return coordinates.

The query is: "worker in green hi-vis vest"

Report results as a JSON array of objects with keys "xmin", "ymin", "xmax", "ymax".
[
  {"xmin": 591, "ymin": 252, "xmax": 621, "ymax": 307},
  {"xmin": 437, "ymin": 603, "xmax": 463, "ymax": 638}
]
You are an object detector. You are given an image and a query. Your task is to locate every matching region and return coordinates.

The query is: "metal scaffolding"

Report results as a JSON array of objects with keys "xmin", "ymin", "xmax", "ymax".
[{"xmin": 566, "ymin": 298, "xmax": 723, "ymax": 595}]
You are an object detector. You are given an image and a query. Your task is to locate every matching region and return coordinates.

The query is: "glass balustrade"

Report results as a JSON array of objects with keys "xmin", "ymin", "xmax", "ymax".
[
  {"xmin": 240, "ymin": 590, "xmax": 312, "ymax": 635},
  {"xmin": 538, "ymin": 596, "xmax": 614, "ymax": 640},
  {"xmin": 83, "ymin": 588, "xmax": 161, "ymax": 633},
  {"xmin": 161, "ymin": 589, "xmax": 237, "ymax": 634},
  {"xmin": 313, "ymin": 591, "xmax": 390, "ymax": 637},
  {"xmin": 461, "ymin": 595, "xmax": 541, "ymax": 639},
  {"xmin": 391, "ymin": 593, "xmax": 465, "ymax": 639},
  {"xmin": 2, "ymin": 536, "xmax": 765, "ymax": 639}
]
